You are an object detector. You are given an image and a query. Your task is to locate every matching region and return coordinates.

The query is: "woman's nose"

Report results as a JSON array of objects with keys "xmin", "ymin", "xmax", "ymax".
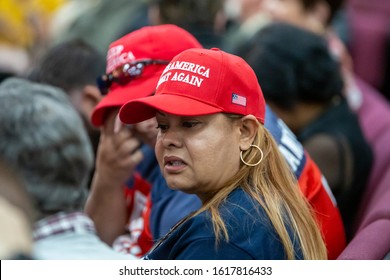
[{"xmin": 159, "ymin": 127, "xmax": 183, "ymax": 149}]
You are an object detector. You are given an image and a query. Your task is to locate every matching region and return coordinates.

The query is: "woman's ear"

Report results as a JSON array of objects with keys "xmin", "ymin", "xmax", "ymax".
[{"xmin": 239, "ymin": 115, "xmax": 260, "ymax": 150}]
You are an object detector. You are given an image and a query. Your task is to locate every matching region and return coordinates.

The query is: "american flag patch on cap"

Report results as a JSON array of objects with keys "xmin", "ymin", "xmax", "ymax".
[{"xmin": 232, "ymin": 93, "xmax": 247, "ymax": 106}]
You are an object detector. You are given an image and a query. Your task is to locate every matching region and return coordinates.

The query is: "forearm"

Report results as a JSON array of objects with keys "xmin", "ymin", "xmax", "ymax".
[{"xmin": 86, "ymin": 111, "xmax": 143, "ymax": 245}]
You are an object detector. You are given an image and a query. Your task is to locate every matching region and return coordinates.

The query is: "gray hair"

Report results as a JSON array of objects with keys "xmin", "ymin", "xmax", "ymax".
[{"xmin": 0, "ymin": 78, "xmax": 93, "ymax": 217}]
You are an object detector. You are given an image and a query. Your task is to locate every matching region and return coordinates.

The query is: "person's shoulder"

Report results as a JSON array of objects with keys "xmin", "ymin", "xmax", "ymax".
[
  {"xmin": 175, "ymin": 194, "xmax": 260, "ymax": 240},
  {"xmin": 265, "ymin": 106, "xmax": 306, "ymax": 178},
  {"xmin": 221, "ymin": 189, "xmax": 289, "ymax": 259},
  {"xmin": 34, "ymin": 231, "xmax": 136, "ymax": 260},
  {"xmin": 219, "ymin": 188, "xmax": 276, "ymax": 240}
]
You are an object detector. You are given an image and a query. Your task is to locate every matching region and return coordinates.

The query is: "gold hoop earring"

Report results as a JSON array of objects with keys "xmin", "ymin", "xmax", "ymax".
[{"xmin": 240, "ymin": 145, "xmax": 264, "ymax": 167}]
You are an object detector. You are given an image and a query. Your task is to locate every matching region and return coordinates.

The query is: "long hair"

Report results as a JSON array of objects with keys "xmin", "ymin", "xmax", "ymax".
[{"xmin": 189, "ymin": 116, "xmax": 327, "ymax": 259}]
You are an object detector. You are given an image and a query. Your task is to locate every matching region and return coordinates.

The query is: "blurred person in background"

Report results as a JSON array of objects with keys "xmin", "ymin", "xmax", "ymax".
[
  {"xmin": 0, "ymin": 78, "xmax": 135, "ymax": 260},
  {"xmin": 223, "ymin": 0, "xmax": 271, "ymax": 52},
  {"xmin": 0, "ymin": 0, "xmax": 68, "ymax": 71},
  {"xmin": 49, "ymin": 0, "xmax": 149, "ymax": 55},
  {"xmin": 148, "ymin": 0, "xmax": 226, "ymax": 49},
  {"xmin": 28, "ymin": 38, "xmax": 106, "ymax": 159}
]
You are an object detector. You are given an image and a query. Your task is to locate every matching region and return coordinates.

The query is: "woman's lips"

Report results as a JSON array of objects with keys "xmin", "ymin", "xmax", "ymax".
[{"xmin": 163, "ymin": 156, "xmax": 187, "ymax": 173}]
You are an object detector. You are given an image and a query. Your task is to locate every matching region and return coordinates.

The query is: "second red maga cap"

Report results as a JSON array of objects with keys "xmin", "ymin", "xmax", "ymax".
[
  {"xmin": 91, "ymin": 24, "xmax": 202, "ymax": 127},
  {"xmin": 119, "ymin": 48, "xmax": 266, "ymax": 124}
]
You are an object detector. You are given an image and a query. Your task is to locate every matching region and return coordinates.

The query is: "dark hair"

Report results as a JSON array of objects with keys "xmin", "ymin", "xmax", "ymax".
[
  {"xmin": 237, "ymin": 23, "xmax": 344, "ymax": 110},
  {"xmin": 28, "ymin": 39, "xmax": 106, "ymax": 94}
]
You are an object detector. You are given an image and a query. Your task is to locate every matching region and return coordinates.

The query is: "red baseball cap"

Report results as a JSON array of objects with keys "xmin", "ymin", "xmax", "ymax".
[
  {"xmin": 91, "ymin": 24, "xmax": 202, "ymax": 127},
  {"xmin": 119, "ymin": 48, "xmax": 266, "ymax": 124}
]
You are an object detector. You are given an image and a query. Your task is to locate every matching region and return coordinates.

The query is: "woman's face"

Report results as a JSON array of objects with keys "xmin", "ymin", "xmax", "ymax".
[{"xmin": 155, "ymin": 112, "xmax": 242, "ymax": 201}]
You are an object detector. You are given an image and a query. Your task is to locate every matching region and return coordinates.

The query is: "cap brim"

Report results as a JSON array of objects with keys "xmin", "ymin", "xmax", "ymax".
[
  {"xmin": 119, "ymin": 94, "xmax": 224, "ymax": 124},
  {"xmin": 91, "ymin": 72, "xmax": 162, "ymax": 127}
]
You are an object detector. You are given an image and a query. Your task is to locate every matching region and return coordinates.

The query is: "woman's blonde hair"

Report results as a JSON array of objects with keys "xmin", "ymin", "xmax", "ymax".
[{"xmin": 189, "ymin": 116, "xmax": 327, "ymax": 259}]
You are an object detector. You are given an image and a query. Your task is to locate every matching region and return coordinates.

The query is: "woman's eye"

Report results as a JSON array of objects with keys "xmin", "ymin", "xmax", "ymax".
[
  {"xmin": 182, "ymin": 121, "xmax": 199, "ymax": 128},
  {"xmin": 156, "ymin": 124, "xmax": 168, "ymax": 131}
]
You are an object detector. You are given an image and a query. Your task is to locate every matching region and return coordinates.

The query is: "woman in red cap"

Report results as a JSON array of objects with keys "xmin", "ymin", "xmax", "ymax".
[{"xmin": 119, "ymin": 48, "xmax": 327, "ymax": 259}]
